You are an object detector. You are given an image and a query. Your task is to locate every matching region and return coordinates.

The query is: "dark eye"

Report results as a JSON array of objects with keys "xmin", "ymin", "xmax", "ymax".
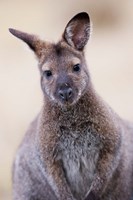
[
  {"xmin": 43, "ymin": 70, "xmax": 52, "ymax": 78},
  {"xmin": 73, "ymin": 64, "xmax": 81, "ymax": 72}
]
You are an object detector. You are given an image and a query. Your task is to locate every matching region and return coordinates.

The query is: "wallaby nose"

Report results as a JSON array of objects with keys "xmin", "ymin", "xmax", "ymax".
[{"xmin": 59, "ymin": 87, "xmax": 72, "ymax": 101}]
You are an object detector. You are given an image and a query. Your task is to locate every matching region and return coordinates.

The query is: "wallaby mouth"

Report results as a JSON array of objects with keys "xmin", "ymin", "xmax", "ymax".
[
  {"xmin": 56, "ymin": 90, "xmax": 76, "ymax": 106},
  {"xmin": 54, "ymin": 82, "xmax": 79, "ymax": 106},
  {"xmin": 58, "ymin": 86, "xmax": 72, "ymax": 101}
]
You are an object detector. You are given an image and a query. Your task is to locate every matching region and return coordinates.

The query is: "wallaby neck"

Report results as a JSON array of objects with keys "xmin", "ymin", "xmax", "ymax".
[
  {"xmin": 37, "ymin": 83, "xmax": 122, "ymax": 159},
  {"xmin": 41, "ymin": 86, "xmax": 113, "ymax": 127}
]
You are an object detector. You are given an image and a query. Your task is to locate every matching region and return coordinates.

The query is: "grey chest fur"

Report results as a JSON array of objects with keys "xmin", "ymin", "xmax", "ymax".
[{"xmin": 57, "ymin": 124, "xmax": 102, "ymax": 200}]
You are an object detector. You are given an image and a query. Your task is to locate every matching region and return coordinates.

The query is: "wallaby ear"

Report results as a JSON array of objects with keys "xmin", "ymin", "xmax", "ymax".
[
  {"xmin": 63, "ymin": 12, "xmax": 91, "ymax": 51},
  {"xmin": 9, "ymin": 28, "xmax": 43, "ymax": 58}
]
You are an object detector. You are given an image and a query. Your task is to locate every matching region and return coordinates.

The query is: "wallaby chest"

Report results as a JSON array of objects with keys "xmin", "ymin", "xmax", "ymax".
[{"xmin": 56, "ymin": 121, "xmax": 102, "ymax": 199}]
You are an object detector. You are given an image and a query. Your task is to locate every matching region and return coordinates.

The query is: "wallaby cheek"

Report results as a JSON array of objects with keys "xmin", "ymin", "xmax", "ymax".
[
  {"xmin": 72, "ymin": 74, "xmax": 89, "ymax": 99},
  {"xmin": 81, "ymin": 76, "xmax": 89, "ymax": 94},
  {"xmin": 40, "ymin": 77, "xmax": 55, "ymax": 101}
]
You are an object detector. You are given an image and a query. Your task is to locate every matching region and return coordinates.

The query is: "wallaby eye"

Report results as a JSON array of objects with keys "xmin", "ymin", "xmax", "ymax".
[
  {"xmin": 73, "ymin": 64, "xmax": 81, "ymax": 72},
  {"xmin": 43, "ymin": 70, "xmax": 52, "ymax": 78}
]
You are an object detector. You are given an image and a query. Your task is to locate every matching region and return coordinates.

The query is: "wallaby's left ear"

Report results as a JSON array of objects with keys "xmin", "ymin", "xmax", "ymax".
[
  {"xmin": 63, "ymin": 12, "xmax": 91, "ymax": 51},
  {"xmin": 9, "ymin": 28, "xmax": 44, "ymax": 58}
]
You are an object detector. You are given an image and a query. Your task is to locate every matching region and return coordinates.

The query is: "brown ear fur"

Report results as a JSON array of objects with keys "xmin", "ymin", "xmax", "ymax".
[
  {"xmin": 9, "ymin": 28, "xmax": 44, "ymax": 58},
  {"xmin": 63, "ymin": 12, "xmax": 91, "ymax": 51}
]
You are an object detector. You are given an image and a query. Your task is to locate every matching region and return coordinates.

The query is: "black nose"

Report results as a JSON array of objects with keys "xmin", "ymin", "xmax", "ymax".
[{"xmin": 59, "ymin": 87, "xmax": 72, "ymax": 101}]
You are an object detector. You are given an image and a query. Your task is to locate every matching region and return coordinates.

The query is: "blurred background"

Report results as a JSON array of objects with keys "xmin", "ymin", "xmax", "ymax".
[{"xmin": 0, "ymin": 0, "xmax": 133, "ymax": 199}]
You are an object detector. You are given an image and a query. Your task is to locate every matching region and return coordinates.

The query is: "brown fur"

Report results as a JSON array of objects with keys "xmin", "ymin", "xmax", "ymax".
[{"xmin": 9, "ymin": 12, "xmax": 133, "ymax": 200}]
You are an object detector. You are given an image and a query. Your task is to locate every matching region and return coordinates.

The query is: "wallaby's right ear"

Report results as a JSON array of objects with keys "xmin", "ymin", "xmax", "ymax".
[
  {"xmin": 9, "ymin": 28, "xmax": 44, "ymax": 58},
  {"xmin": 63, "ymin": 12, "xmax": 91, "ymax": 51}
]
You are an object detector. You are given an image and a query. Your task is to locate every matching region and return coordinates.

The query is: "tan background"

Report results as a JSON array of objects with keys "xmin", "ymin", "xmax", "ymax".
[{"xmin": 1, "ymin": 0, "xmax": 133, "ymax": 199}]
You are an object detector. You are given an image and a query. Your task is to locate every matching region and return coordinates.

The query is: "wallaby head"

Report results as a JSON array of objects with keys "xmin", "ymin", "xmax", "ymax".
[{"xmin": 9, "ymin": 12, "xmax": 91, "ymax": 106}]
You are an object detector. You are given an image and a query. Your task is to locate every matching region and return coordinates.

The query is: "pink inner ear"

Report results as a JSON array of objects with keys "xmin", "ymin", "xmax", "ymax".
[
  {"xmin": 63, "ymin": 13, "xmax": 91, "ymax": 50},
  {"xmin": 72, "ymin": 25, "xmax": 88, "ymax": 50},
  {"xmin": 64, "ymin": 16, "xmax": 90, "ymax": 51}
]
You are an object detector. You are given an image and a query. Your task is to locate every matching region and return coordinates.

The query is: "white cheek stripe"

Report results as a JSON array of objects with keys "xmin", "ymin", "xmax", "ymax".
[{"xmin": 42, "ymin": 62, "xmax": 51, "ymax": 71}]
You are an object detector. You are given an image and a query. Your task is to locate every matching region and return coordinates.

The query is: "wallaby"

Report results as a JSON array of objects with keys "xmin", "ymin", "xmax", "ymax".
[{"xmin": 9, "ymin": 12, "xmax": 133, "ymax": 200}]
